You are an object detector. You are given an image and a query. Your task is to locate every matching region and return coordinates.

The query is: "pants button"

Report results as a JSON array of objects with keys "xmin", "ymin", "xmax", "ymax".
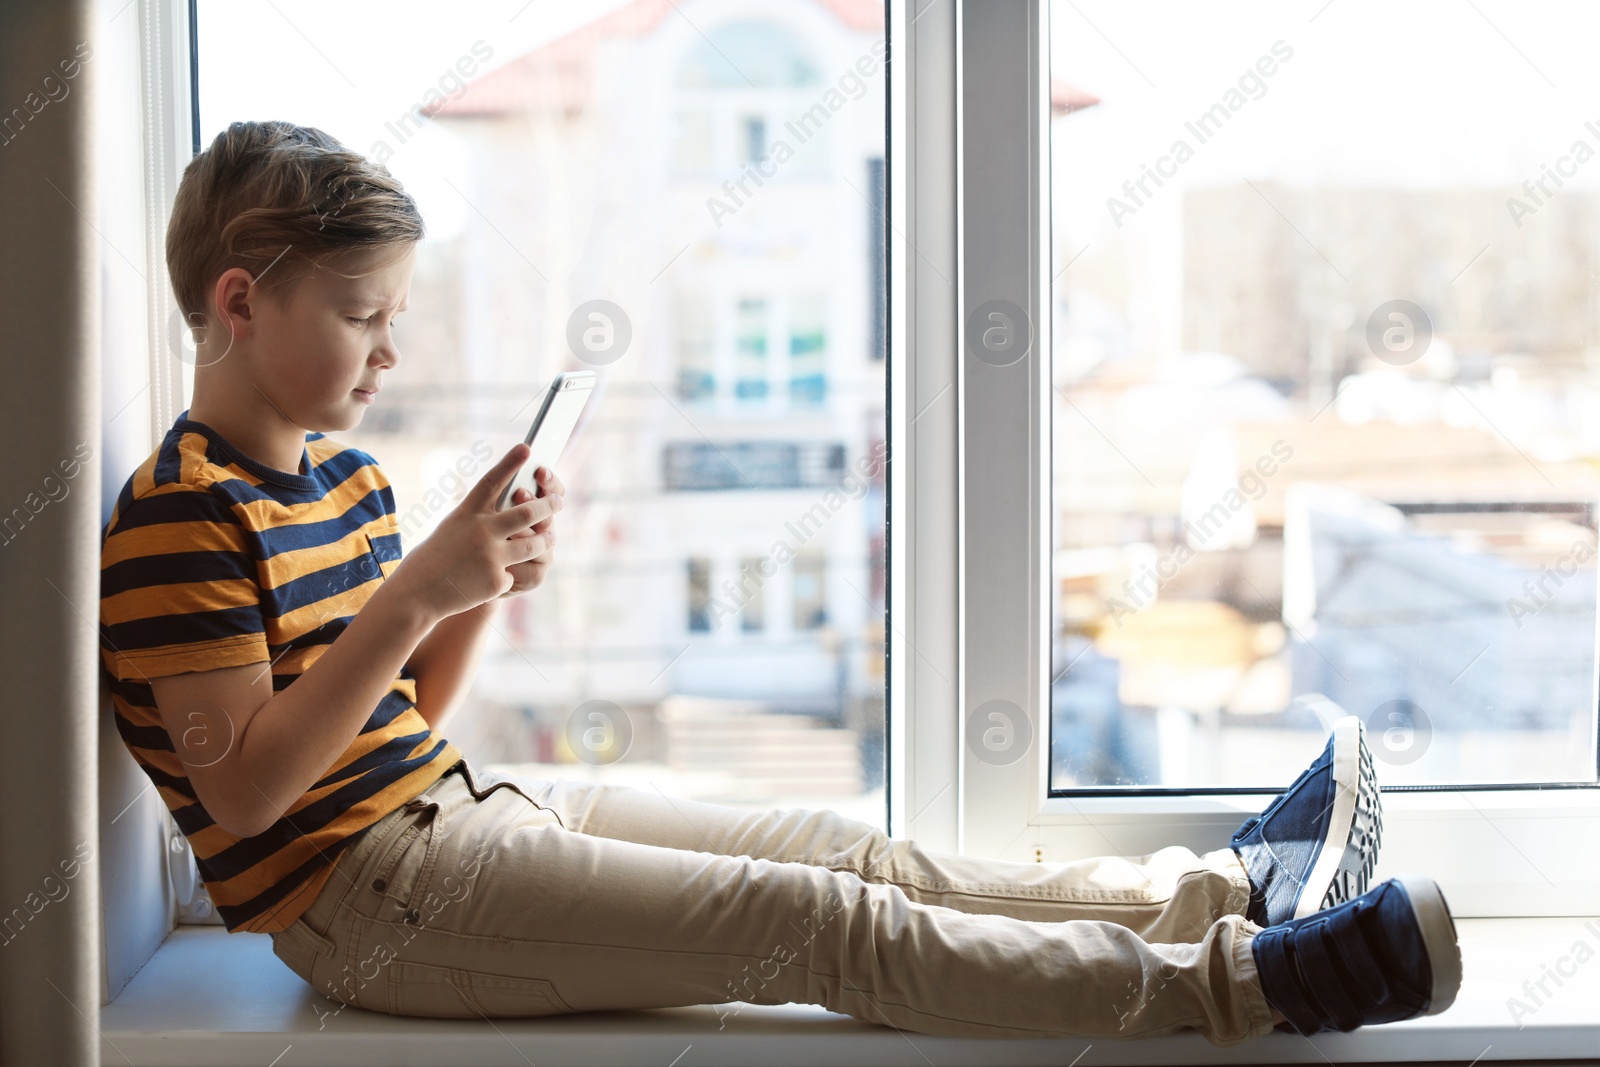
[{"xmin": 372, "ymin": 878, "xmax": 387, "ymax": 892}]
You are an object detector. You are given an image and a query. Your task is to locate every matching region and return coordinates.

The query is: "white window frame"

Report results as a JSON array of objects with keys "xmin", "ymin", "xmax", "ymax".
[
  {"xmin": 98, "ymin": 0, "xmax": 217, "ymax": 1000},
  {"xmin": 886, "ymin": 0, "xmax": 1600, "ymax": 919},
  {"xmin": 111, "ymin": 2, "xmax": 1600, "ymax": 998}
]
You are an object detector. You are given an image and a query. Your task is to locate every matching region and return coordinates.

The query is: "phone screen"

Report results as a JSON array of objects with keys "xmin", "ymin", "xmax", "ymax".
[{"xmin": 497, "ymin": 372, "xmax": 596, "ymax": 510}]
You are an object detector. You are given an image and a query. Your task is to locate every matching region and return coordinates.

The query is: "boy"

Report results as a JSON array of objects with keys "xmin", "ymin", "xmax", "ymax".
[{"xmin": 98, "ymin": 120, "xmax": 1461, "ymax": 1043}]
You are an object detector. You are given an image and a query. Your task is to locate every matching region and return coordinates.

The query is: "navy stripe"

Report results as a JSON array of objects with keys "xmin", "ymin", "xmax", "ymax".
[
  {"xmin": 198, "ymin": 738, "xmax": 448, "ymax": 883},
  {"xmin": 264, "ymin": 553, "xmax": 383, "ymax": 617},
  {"xmin": 359, "ymin": 690, "xmax": 415, "ymax": 734},
  {"xmin": 375, "ymin": 478, "xmax": 395, "ymax": 516},
  {"xmin": 171, "ymin": 799, "xmax": 216, "ymax": 836},
  {"xmin": 140, "ymin": 762, "xmax": 198, "ymax": 801},
  {"xmin": 369, "ymin": 529, "xmax": 402, "ymax": 563},
  {"xmin": 303, "ymin": 446, "xmax": 375, "ymax": 487},
  {"xmin": 102, "ymin": 604, "xmax": 264, "ymax": 656},
  {"xmin": 266, "ymin": 616, "xmax": 352, "ymax": 661},
  {"xmin": 213, "ymin": 841, "xmax": 359, "ymax": 930},
  {"xmin": 101, "ymin": 546, "xmax": 256, "ymax": 599},
  {"xmin": 254, "ymin": 489, "xmax": 388, "ymax": 559},
  {"xmin": 107, "ymin": 675, "xmax": 153, "ymax": 704},
  {"xmin": 112, "ymin": 478, "xmax": 137, "ymax": 533},
  {"xmin": 312, "ymin": 730, "xmax": 430, "ymax": 790},
  {"xmin": 112, "ymin": 711, "xmax": 175, "ymax": 753},
  {"xmin": 152, "ymin": 433, "xmax": 189, "ymax": 487},
  {"xmin": 109, "ymin": 486, "xmax": 240, "ymax": 533}
]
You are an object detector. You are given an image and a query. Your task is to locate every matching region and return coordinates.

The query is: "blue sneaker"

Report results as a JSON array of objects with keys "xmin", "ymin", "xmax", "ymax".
[
  {"xmin": 1252, "ymin": 874, "xmax": 1463, "ymax": 1033},
  {"xmin": 1231, "ymin": 715, "xmax": 1382, "ymax": 927}
]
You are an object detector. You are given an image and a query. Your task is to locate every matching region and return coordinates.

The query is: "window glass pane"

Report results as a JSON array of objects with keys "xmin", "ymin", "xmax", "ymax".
[
  {"xmin": 794, "ymin": 552, "xmax": 826, "ymax": 631},
  {"xmin": 743, "ymin": 115, "xmax": 768, "ymax": 165},
  {"xmin": 789, "ymin": 293, "xmax": 827, "ymax": 407},
  {"xmin": 688, "ymin": 557, "xmax": 712, "ymax": 633},
  {"xmin": 735, "ymin": 296, "xmax": 769, "ymax": 400},
  {"xmin": 674, "ymin": 109, "xmax": 713, "ymax": 173},
  {"xmin": 197, "ymin": 1, "xmax": 886, "ymax": 820},
  {"xmin": 739, "ymin": 555, "xmax": 766, "ymax": 632},
  {"xmin": 676, "ymin": 292, "xmax": 715, "ymax": 401},
  {"xmin": 1049, "ymin": 0, "xmax": 1600, "ymax": 789}
]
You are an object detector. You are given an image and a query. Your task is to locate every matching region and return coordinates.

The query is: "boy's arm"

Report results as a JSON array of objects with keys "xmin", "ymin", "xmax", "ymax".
[
  {"xmin": 150, "ymin": 575, "xmax": 441, "ymax": 838},
  {"xmin": 407, "ymin": 598, "xmax": 503, "ymax": 734}
]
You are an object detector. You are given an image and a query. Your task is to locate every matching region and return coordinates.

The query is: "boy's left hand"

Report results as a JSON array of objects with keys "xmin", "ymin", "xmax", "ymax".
[{"xmin": 495, "ymin": 466, "xmax": 564, "ymax": 600}]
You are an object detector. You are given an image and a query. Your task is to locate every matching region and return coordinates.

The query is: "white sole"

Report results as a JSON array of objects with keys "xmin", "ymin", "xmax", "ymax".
[
  {"xmin": 1395, "ymin": 872, "xmax": 1463, "ymax": 1015},
  {"xmin": 1293, "ymin": 717, "xmax": 1362, "ymax": 920}
]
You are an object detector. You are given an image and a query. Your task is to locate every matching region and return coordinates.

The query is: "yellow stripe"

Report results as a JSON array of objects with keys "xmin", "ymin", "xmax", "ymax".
[
  {"xmin": 102, "ymin": 576, "xmax": 261, "ymax": 627},
  {"xmin": 230, "ymin": 462, "xmax": 384, "ymax": 526},
  {"xmin": 101, "ymin": 511, "xmax": 252, "ymax": 569}
]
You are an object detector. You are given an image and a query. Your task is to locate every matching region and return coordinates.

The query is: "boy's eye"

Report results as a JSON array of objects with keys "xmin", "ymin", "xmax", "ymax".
[{"xmin": 347, "ymin": 316, "xmax": 371, "ymax": 327}]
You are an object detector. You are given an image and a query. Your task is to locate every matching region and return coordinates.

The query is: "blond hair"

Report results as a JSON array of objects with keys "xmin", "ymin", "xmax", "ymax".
[{"xmin": 165, "ymin": 120, "xmax": 424, "ymax": 323}]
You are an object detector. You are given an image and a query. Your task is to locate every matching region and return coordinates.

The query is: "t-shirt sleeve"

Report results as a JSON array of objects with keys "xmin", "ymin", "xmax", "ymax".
[{"xmin": 99, "ymin": 484, "xmax": 271, "ymax": 682}]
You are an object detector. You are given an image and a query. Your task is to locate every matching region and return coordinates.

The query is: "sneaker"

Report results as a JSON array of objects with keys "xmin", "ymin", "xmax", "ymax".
[
  {"xmin": 1231, "ymin": 715, "xmax": 1382, "ymax": 927},
  {"xmin": 1251, "ymin": 873, "xmax": 1463, "ymax": 1033}
]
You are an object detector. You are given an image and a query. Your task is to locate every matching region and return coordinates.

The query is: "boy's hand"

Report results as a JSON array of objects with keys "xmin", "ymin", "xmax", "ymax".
[
  {"xmin": 495, "ymin": 465, "xmax": 565, "ymax": 600},
  {"xmin": 389, "ymin": 442, "xmax": 562, "ymax": 620}
]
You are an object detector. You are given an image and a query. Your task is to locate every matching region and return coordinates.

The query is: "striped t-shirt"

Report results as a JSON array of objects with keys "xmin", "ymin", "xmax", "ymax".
[{"xmin": 98, "ymin": 408, "xmax": 463, "ymax": 934}]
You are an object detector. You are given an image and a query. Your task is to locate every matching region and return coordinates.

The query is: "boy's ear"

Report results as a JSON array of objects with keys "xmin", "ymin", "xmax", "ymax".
[{"xmin": 213, "ymin": 267, "xmax": 259, "ymax": 336}]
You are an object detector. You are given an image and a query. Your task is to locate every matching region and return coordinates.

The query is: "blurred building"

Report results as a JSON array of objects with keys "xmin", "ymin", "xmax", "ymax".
[
  {"xmin": 370, "ymin": 0, "xmax": 892, "ymax": 782},
  {"xmin": 1182, "ymin": 183, "xmax": 1600, "ymax": 396},
  {"xmin": 1048, "ymin": 175, "xmax": 1600, "ymax": 787}
]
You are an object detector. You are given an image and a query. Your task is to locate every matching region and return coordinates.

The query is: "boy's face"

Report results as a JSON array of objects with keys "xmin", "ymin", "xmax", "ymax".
[{"xmin": 249, "ymin": 242, "xmax": 417, "ymax": 431}]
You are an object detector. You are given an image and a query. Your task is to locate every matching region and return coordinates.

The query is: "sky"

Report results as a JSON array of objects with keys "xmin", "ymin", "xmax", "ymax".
[
  {"xmin": 1048, "ymin": 0, "xmax": 1600, "ymax": 248},
  {"xmin": 195, "ymin": 0, "xmax": 1600, "ymax": 309},
  {"xmin": 195, "ymin": 0, "xmax": 639, "ymax": 241}
]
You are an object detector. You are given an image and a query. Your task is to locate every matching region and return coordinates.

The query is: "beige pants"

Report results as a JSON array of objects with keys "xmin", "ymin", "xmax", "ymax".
[{"xmin": 269, "ymin": 757, "xmax": 1277, "ymax": 1044}]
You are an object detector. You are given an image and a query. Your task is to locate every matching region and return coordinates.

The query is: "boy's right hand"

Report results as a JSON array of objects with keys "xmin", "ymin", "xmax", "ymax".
[{"xmin": 389, "ymin": 441, "xmax": 562, "ymax": 622}]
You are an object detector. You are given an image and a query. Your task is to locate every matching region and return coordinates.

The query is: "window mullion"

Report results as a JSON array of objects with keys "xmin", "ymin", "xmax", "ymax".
[{"xmin": 886, "ymin": 0, "xmax": 962, "ymax": 851}]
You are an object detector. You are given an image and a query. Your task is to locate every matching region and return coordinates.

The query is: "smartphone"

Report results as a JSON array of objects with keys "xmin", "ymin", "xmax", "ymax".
[{"xmin": 496, "ymin": 371, "xmax": 596, "ymax": 511}]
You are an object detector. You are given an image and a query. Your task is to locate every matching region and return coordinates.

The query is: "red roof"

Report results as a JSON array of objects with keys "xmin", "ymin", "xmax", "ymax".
[
  {"xmin": 426, "ymin": 0, "xmax": 885, "ymax": 119},
  {"xmin": 1052, "ymin": 77, "xmax": 1100, "ymax": 115}
]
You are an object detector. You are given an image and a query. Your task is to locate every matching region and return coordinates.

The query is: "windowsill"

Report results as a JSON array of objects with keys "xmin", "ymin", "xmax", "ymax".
[{"xmin": 101, "ymin": 917, "xmax": 1600, "ymax": 1066}]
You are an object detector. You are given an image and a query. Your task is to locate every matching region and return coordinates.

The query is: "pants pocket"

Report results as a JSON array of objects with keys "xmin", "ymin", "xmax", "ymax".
[
  {"xmin": 386, "ymin": 959, "xmax": 575, "ymax": 1019},
  {"xmin": 270, "ymin": 915, "xmax": 337, "ymax": 988}
]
